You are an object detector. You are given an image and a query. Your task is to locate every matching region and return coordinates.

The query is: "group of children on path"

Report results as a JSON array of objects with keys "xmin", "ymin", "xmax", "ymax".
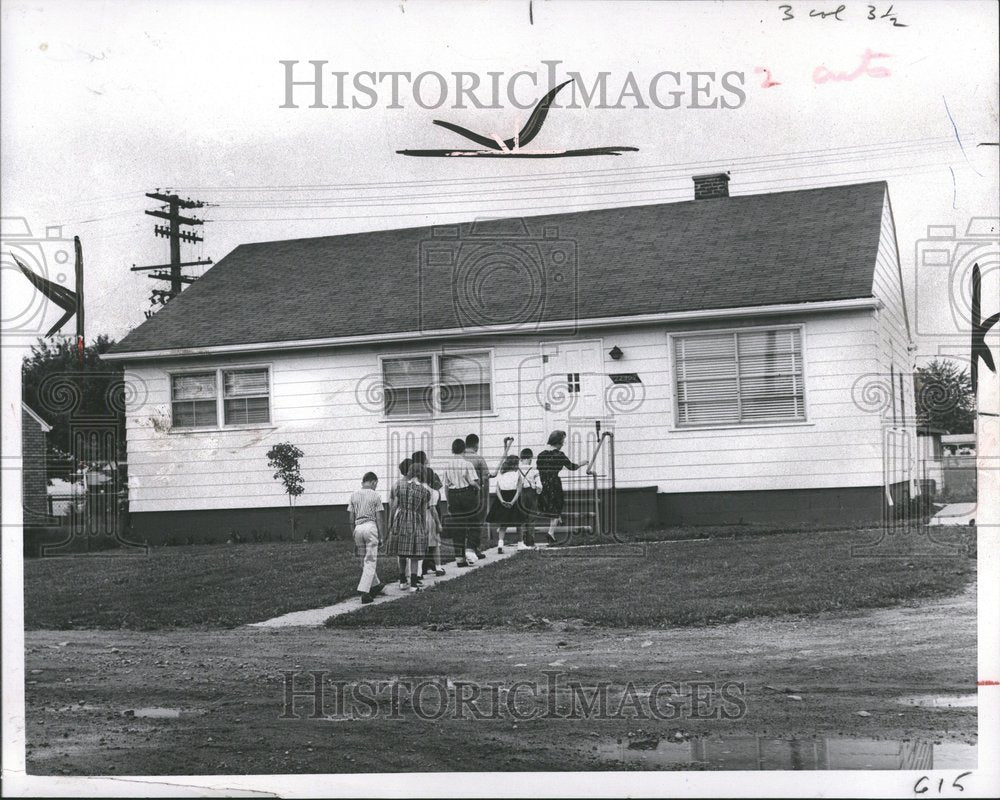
[{"xmin": 347, "ymin": 431, "xmax": 584, "ymax": 604}]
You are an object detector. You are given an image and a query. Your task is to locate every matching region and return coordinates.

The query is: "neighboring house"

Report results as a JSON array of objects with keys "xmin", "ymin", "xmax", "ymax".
[
  {"xmin": 941, "ymin": 433, "xmax": 976, "ymax": 456},
  {"xmin": 916, "ymin": 425, "xmax": 945, "ymax": 498},
  {"xmin": 21, "ymin": 402, "xmax": 52, "ymax": 525},
  {"xmin": 103, "ymin": 175, "xmax": 918, "ymax": 541},
  {"xmin": 940, "ymin": 433, "xmax": 977, "ymax": 501}
]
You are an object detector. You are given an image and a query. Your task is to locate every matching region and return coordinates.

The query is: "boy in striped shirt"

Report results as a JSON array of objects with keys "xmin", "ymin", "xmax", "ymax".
[{"xmin": 349, "ymin": 472, "xmax": 387, "ymax": 604}]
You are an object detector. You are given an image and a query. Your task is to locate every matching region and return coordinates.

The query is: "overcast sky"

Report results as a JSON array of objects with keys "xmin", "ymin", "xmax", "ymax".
[{"xmin": 2, "ymin": 0, "xmax": 997, "ymax": 367}]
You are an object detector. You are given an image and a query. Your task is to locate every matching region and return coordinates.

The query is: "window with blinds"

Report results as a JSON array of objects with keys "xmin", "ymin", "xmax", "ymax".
[
  {"xmin": 171, "ymin": 373, "xmax": 218, "ymax": 428},
  {"xmin": 170, "ymin": 367, "xmax": 272, "ymax": 429},
  {"xmin": 383, "ymin": 356, "xmax": 434, "ymax": 417},
  {"xmin": 674, "ymin": 328, "xmax": 805, "ymax": 426},
  {"xmin": 440, "ymin": 353, "xmax": 492, "ymax": 414},
  {"xmin": 382, "ymin": 352, "xmax": 493, "ymax": 418},
  {"xmin": 223, "ymin": 368, "xmax": 271, "ymax": 425}
]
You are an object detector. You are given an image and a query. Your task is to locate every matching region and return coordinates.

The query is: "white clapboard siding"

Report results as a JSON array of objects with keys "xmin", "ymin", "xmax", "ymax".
[
  {"xmin": 124, "ymin": 303, "xmax": 887, "ymax": 512},
  {"xmin": 871, "ymin": 188, "xmax": 919, "ymax": 488}
]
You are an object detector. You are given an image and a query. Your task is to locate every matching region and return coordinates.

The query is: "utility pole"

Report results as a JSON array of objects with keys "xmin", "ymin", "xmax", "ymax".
[{"xmin": 132, "ymin": 191, "xmax": 212, "ymax": 314}]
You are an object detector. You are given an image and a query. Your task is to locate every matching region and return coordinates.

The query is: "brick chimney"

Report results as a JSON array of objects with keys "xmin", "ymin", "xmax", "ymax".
[{"xmin": 693, "ymin": 172, "xmax": 730, "ymax": 200}]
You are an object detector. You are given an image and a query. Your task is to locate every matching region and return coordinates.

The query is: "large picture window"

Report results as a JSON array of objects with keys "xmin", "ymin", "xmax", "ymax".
[
  {"xmin": 673, "ymin": 328, "xmax": 804, "ymax": 426},
  {"xmin": 171, "ymin": 367, "xmax": 271, "ymax": 429},
  {"xmin": 382, "ymin": 351, "xmax": 493, "ymax": 418}
]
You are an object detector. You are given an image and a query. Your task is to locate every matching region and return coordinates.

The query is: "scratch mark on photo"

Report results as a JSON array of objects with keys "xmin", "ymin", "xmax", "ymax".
[{"xmin": 943, "ymin": 96, "xmax": 983, "ymax": 177}]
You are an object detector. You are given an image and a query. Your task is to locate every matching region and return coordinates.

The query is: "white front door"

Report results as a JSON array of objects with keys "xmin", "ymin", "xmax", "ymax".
[{"xmin": 539, "ymin": 339, "xmax": 606, "ymax": 451}]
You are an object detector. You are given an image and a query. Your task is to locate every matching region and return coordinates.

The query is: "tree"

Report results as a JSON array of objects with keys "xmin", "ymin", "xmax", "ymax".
[
  {"xmin": 267, "ymin": 442, "xmax": 305, "ymax": 538},
  {"xmin": 914, "ymin": 359, "xmax": 975, "ymax": 434},
  {"xmin": 21, "ymin": 335, "xmax": 125, "ymax": 477}
]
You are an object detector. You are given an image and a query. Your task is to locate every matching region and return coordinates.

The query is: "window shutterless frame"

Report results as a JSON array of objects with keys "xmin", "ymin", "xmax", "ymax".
[
  {"xmin": 667, "ymin": 324, "xmax": 809, "ymax": 429},
  {"xmin": 376, "ymin": 348, "xmax": 497, "ymax": 421},
  {"xmin": 168, "ymin": 364, "xmax": 274, "ymax": 431}
]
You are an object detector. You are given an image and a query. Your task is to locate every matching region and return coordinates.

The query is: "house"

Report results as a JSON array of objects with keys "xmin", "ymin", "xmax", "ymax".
[
  {"xmin": 916, "ymin": 424, "xmax": 946, "ymax": 498},
  {"xmin": 103, "ymin": 175, "xmax": 918, "ymax": 542},
  {"xmin": 21, "ymin": 402, "xmax": 52, "ymax": 525}
]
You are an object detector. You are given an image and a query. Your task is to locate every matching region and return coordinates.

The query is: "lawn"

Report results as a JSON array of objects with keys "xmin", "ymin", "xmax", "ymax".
[
  {"xmin": 328, "ymin": 526, "xmax": 976, "ymax": 629},
  {"xmin": 23, "ymin": 526, "xmax": 975, "ymax": 630},
  {"xmin": 23, "ymin": 540, "xmax": 400, "ymax": 630}
]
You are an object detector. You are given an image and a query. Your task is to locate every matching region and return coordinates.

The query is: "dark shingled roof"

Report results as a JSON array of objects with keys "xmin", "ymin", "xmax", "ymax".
[{"xmin": 111, "ymin": 181, "xmax": 887, "ymax": 355}]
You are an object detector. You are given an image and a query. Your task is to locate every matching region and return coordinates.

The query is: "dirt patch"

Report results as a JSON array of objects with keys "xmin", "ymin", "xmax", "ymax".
[{"xmin": 23, "ymin": 587, "xmax": 977, "ymax": 775}]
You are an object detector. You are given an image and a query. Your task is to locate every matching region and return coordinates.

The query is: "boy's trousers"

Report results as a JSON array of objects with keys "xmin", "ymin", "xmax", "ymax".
[{"xmin": 353, "ymin": 521, "xmax": 380, "ymax": 593}]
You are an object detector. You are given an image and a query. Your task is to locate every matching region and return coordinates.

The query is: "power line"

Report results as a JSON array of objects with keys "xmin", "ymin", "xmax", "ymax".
[
  {"xmin": 205, "ymin": 162, "xmax": 968, "ymax": 224},
  {"xmin": 169, "ymin": 133, "xmax": 968, "ymax": 194},
  {"xmin": 211, "ymin": 146, "xmax": 959, "ymax": 211}
]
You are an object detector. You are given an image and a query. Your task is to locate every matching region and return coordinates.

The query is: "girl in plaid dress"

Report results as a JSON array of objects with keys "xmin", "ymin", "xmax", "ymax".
[{"xmin": 385, "ymin": 461, "xmax": 430, "ymax": 592}]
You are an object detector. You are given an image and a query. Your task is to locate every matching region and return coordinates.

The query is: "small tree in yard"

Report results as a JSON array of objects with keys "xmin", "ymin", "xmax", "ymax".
[{"xmin": 267, "ymin": 443, "xmax": 304, "ymax": 538}]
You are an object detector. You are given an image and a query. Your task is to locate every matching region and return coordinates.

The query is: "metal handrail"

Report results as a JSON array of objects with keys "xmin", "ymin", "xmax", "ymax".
[{"xmin": 585, "ymin": 421, "xmax": 615, "ymax": 539}]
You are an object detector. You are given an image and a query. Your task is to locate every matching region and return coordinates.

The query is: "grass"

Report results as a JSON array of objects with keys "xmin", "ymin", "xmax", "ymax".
[
  {"xmin": 23, "ymin": 540, "xmax": 400, "ymax": 630},
  {"xmin": 23, "ymin": 526, "xmax": 975, "ymax": 631},
  {"xmin": 327, "ymin": 526, "xmax": 976, "ymax": 629}
]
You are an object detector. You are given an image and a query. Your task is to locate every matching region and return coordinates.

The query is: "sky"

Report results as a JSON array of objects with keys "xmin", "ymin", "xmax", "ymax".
[{"xmin": 2, "ymin": 0, "xmax": 998, "ymax": 368}]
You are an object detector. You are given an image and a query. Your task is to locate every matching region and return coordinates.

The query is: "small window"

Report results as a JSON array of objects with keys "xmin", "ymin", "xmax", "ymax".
[
  {"xmin": 440, "ymin": 353, "xmax": 492, "ymax": 414},
  {"xmin": 223, "ymin": 368, "xmax": 271, "ymax": 425},
  {"xmin": 383, "ymin": 356, "xmax": 434, "ymax": 418},
  {"xmin": 171, "ymin": 373, "xmax": 218, "ymax": 428},
  {"xmin": 674, "ymin": 328, "xmax": 804, "ymax": 426}
]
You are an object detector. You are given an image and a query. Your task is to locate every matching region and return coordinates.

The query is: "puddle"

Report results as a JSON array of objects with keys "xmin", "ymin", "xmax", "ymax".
[
  {"xmin": 898, "ymin": 694, "xmax": 978, "ymax": 709},
  {"xmin": 595, "ymin": 736, "xmax": 976, "ymax": 770},
  {"xmin": 126, "ymin": 707, "xmax": 206, "ymax": 719},
  {"xmin": 132, "ymin": 707, "xmax": 181, "ymax": 718}
]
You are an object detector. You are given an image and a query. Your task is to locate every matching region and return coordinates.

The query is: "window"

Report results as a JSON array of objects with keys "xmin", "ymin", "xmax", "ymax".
[
  {"xmin": 674, "ymin": 328, "xmax": 804, "ymax": 426},
  {"xmin": 440, "ymin": 353, "xmax": 492, "ymax": 414},
  {"xmin": 170, "ymin": 367, "xmax": 271, "ymax": 429},
  {"xmin": 383, "ymin": 357, "xmax": 434, "ymax": 418},
  {"xmin": 171, "ymin": 372, "xmax": 218, "ymax": 428},
  {"xmin": 382, "ymin": 351, "xmax": 492, "ymax": 418},
  {"xmin": 223, "ymin": 369, "xmax": 271, "ymax": 425}
]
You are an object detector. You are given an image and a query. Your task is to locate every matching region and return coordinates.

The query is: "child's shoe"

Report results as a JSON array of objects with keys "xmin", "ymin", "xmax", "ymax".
[{"xmin": 360, "ymin": 592, "xmax": 374, "ymax": 604}]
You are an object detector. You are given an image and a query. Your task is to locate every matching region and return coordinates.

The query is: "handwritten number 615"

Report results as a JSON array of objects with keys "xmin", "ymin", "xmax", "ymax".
[{"xmin": 914, "ymin": 773, "xmax": 972, "ymax": 795}]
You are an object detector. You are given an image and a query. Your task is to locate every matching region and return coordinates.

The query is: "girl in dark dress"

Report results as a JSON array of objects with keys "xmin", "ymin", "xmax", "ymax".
[
  {"xmin": 536, "ymin": 430, "xmax": 583, "ymax": 544},
  {"xmin": 487, "ymin": 455, "xmax": 525, "ymax": 553}
]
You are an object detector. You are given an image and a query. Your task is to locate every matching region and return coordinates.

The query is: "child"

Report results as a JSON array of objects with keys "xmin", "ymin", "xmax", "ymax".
[
  {"xmin": 348, "ymin": 472, "xmax": 387, "ymax": 604},
  {"xmin": 487, "ymin": 455, "xmax": 526, "ymax": 554},
  {"xmin": 416, "ymin": 467, "xmax": 446, "ymax": 578},
  {"xmin": 386, "ymin": 460, "xmax": 431, "ymax": 591},
  {"xmin": 517, "ymin": 448, "xmax": 541, "ymax": 549},
  {"xmin": 443, "ymin": 438, "xmax": 480, "ymax": 567},
  {"xmin": 385, "ymin": 458, "xmax": 419, "ymax": 590}
]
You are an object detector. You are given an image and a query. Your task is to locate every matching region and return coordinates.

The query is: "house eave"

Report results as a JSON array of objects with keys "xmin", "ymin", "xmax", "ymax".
[
  {"xmin": 103, "ymin": 296, "xmax": 881, "ymax": 362},
  {"xmin": 21, "ymin": 402, "xmax": 53, "ymax": 432}
]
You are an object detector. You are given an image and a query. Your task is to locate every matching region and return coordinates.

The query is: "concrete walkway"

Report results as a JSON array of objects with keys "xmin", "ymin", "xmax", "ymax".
[{"xmin": 248, "ymin": 544, "xmax": 530, "ymax": 628}]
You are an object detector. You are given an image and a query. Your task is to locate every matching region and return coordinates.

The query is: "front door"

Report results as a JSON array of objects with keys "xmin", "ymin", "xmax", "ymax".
[{"xmin": 539, "ymin": 339, "xmax": 606, "ymax": 457}]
